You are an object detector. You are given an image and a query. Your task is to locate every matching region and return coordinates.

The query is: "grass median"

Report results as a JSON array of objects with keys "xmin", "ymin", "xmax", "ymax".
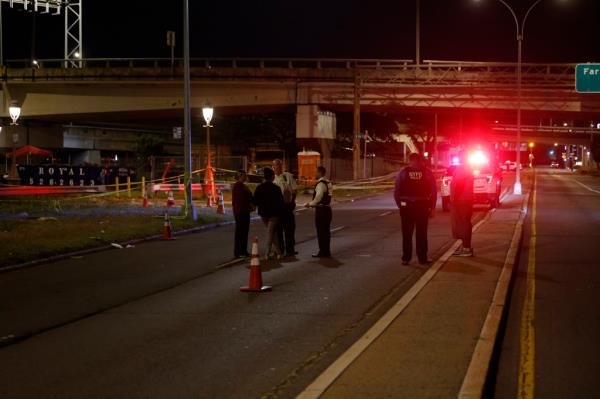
[{"xmin": 0, "ymin": 211, "xmax": 225, "ymax": 269}]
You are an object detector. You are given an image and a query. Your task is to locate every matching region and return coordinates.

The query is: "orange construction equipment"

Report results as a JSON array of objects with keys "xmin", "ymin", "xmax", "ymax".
[
  {"xmin": 240, "ymin": 237, "xmax": 272, "ymax": 292},
  {"xmin": 142, "ymin": 190, "xmax": 148, "ymax": 208},
  {"xmin": 162, "ymin": 211, "xmax": 175, "ymax": 241},
  {"xmin": 216, "ymin": 190, "xmax": 225, "ymax": 214},
  {"xmin": 166, "ymin": 191, "xmax": 175, "ymax": 207}
]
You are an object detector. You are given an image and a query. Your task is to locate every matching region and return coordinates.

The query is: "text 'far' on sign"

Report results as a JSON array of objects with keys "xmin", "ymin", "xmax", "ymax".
[{"xmin": 576, "ymin": 64, "xmax": 600, "ymax": 93}]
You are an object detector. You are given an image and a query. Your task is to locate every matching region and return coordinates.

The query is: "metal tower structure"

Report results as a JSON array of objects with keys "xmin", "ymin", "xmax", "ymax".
[
  {"xmin": 63, "ymin": 0, "xmax": 81, "ymax": 67},
  {"xmin": 0, "ymin": 0, "xmax": 82, "ymax": 67}
]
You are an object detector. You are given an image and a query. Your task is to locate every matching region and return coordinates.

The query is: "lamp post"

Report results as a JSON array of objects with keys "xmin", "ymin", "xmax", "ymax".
[
  {"xmin": 528, "ymin": 142, "xmax": 535, "ymax": 167},
  {"xmin": 8, "ymin": 101, "xmax": 21, "ymax": 179},
  {"xmin": 202, "ymin": 104, "xmax": 216, "ymax": 205},
  {"xmin": 476, "ymin": 0, "xmax": 545, "ymax": 195},
  {"xmin": 182, "ymin": 0, "xmax": 197, "ymax": 220}
]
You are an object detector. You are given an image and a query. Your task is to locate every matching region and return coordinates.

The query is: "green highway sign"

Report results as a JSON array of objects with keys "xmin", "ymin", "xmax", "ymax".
[{"xmin": 576, "ymin": 64, "xmax": 600, "ymax": 93}]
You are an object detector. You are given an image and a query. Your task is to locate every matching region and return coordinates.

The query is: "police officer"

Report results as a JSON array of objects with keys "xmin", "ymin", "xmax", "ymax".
[
  {"xmin": 450, "ymin": 151, "xmax": 474, "ymax": 257},
  {"xmin": 305, "ymin": 166, "xmax": 332, "ymax": 258},
  {"xmin": 394, "ymin": 153, "xmax": 437, "ymax": 265}
]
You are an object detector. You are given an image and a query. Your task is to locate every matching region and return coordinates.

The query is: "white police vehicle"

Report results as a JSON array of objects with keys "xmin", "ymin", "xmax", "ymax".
[{"xmin": 440, "ymin": 149, "xmax": 502, "ymax": 211}]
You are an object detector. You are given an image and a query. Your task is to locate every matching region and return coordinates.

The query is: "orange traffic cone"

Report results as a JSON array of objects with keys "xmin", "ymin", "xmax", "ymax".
[
  {"xmin": 166, "ymin": 191, "xmax": 175, "ymax": 207},
  {"xmin": 217, "ymin": 190, "xmax": 225, "ymax": 214},
  {"xmin": 142, "ymin": 190, "xmax": 148, "ymax": 208},
  {"xmin": 240, "ymin": 237, "xmax": 272, "ymax": 292},
  {"xmin": 162, "ymin": 211, "xmax": 175, "ymax": 240}
]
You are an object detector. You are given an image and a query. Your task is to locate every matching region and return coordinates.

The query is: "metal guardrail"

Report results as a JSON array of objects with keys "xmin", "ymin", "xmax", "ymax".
[
  {"xmin": 4, "ymin": 57, "xmax": 415, "ymax": 70},
  {"xmin": 2, "ymin": 57, "xmax": 579, "ymax": 88}
]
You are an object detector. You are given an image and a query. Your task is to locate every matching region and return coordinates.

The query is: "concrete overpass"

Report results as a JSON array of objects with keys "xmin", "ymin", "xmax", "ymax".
[
  {"xmin": 1, "ymin": 58, "xmax": 598, "ymax": 163},
  {"xmin": 2, "ymin": 58, "xmax": 599, "ymax": 120}
]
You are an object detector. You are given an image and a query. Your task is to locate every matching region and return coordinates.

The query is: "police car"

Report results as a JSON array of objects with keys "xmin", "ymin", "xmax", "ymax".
[{"xmin": 440, "ymin": 149, "xmax": 502, "ymax": 211}]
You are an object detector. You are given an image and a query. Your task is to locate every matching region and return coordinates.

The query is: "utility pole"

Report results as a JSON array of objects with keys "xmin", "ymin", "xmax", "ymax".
[
  {"xmin": 183, "ymin": 0, "xmax": 196, "ymax": 220},
  {"xmin": 434, "ymin": 113, "xmax": 438, "ymax": 169},
  {"xmin": 353, "ymin": 75, "xmax": 361, "ymax": 180},
  {"xmin": 363, "ymin": 130, "xmax": 369, "ymax": 179},
  {"xmin": 0, "ymin": 3, "xmax": 3, "ymax": 67},
  {"xmin": 415, "ymin": 0, "xmax": 420, "ymax": 65}
]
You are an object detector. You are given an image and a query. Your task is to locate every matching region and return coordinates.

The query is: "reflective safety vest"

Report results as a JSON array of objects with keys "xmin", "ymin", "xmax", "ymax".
[{"xmin": 313, "ymin": 179, "xmax": 332, "ymax": 206}]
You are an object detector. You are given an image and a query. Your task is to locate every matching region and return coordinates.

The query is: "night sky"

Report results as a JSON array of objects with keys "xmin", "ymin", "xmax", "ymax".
[{"xmin": 2, "ymin": 0, "xmax": 599, "ymax": 63}]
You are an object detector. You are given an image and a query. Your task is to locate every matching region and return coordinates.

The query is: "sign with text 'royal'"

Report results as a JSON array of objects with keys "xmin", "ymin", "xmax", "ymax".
[{"xmin": 576, "ymin": 64, "xmax": 600, "ymax": 93}]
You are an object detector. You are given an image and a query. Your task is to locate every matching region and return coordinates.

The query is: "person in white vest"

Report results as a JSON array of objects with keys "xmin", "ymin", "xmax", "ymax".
[{"xmin": 305, "ymin": 166, "xmax": 332, "ymax": 258}]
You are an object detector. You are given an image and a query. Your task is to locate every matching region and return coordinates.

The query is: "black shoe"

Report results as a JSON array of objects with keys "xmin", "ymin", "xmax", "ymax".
[
  {"xmin": 285, "ymin": 252, "xmax": 296, "ymax": 257},
  {"xmin": 419, "ymin": 259, "xmax": 433, "ymax": 265},
  {"xmin": 401, "ymin": 260, "xmax": 410, "ymax": 265}
]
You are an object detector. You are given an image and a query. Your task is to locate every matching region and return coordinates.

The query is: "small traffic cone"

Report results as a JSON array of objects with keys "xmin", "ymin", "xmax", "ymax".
[
  {"xmin": 162, "ymin": 211, "xmax": 175, "ymax": 241},
  {"xmin": 241, "ymin": 237, "xmax": 272, "ymax": 292},
  {"xmin": 142, "ymin": 190, "xmax": 148, "ymax": 208},
  {"xmin": 166, "ymin": 191, "xmax": 175, "ymax": 207},
  {"xmin": 217, "ymin": 190, "xmax": 225, "ymax": 214}
]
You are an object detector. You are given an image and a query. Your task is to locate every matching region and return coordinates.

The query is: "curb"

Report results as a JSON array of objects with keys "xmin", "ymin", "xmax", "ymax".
[
  {"xmin": 0, "ymin": 217, "xmax": 242, "ymax": 274},
  {"xmin": 295, "ymin": 193, "xmax": 502, "ymax": 399},
  {"xmin": 0, "ymin": 191, "xmax": 383, "ymax": 274},
  {"xmin": 458, "ymin": 190, "xmax": 530, "ymax": 398}
]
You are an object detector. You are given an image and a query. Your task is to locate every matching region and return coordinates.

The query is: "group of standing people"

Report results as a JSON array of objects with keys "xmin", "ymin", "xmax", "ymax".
[
  {"xmin": 232, "ymin": 159, "xmax": 332, "ymax": 260},
  {"xmin": 394, "ymin": 152, "xmax": 474, "ymax": 266}
]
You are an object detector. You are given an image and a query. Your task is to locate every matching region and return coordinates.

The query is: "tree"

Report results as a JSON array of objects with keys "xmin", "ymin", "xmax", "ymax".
[
  {"xmin": 393, "ymin": 119, "xmax": 436, "ymax": 153},
  {"xmin": 134, "ymin": 134, "xmax": 165, "ymax": 170}
]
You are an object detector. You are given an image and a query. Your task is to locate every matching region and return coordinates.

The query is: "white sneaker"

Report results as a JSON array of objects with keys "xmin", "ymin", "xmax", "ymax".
[{"xmin": 453, "ymin": 248, "xmax": 474, "ymax": 257}]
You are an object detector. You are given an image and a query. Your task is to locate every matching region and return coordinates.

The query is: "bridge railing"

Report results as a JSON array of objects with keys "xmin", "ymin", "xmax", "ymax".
[
  {"xmin": 4, "ymin": 57, "xmax": 416, "ymax": 70},
  {"xmin": 2, "ymin": 57, "xmax": 577, "ymax": 87}
]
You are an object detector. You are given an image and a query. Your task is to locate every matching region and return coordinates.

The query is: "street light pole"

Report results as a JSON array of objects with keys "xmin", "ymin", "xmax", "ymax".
[
  {"xmin": 202, "ymin": 104, "xmax": 216, "ymax": 205},
  {"xmin": 494, "ymin": 0, "xmax": 543, "ymax": 195},
  {"xmin": 182, "ymin": 0, "xmax": 196, "ymax": 220},
  {"xmin": 415, "ymin": 0, "xmax": 420, "ymax": 65}
]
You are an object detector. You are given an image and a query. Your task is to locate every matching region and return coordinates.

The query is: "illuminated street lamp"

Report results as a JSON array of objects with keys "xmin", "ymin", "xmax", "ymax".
[
  {"xmin": 528, "ymin": 142, "xmax": 535, "ymax": 167},
  {"xmin": 8, "ymin": 101, "xmax": 21, "ymax": 179},
  {"xmin": 202, "ymin": 103, "xmax": 216, "ymax": 205},
  {"xmin": 9, "ymin": 101, "xmax": 21, "ymax": 125},
  {"xmin": 474, "ymin": 0, "xmax": 560, "ymax": 194}
]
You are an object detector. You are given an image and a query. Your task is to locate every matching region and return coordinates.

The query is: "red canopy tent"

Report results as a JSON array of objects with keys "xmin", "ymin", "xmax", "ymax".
[{"xmin": 6, "ymin": 145, "xmax": 53, "ymax": 158}]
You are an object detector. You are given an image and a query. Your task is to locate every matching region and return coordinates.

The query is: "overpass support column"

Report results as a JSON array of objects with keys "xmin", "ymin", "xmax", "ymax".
[
  {"xmin": 353, "ymin": 76, "xmax": 361, "ymax": 180},
  {"xmin": 296, "ymin": 105, "xmax": 336, "ymax": 175}
]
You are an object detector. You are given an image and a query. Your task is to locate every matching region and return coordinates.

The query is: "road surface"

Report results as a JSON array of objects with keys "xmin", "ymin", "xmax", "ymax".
[
  {"xmin": 493, "ymin": 168, "xmax": 600, "ymax": 398},
  {"xmin": 0, "ymin": 185, "xmax": 506, "ymax": 399}
]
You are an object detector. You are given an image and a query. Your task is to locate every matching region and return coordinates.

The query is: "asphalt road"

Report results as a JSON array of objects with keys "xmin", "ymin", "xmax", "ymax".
[
  {"xmin": 0, "ymin": 190, "xmax": 496, "ymax": 399},
  {"xmin": 493, "ymin": 168, "xmax": 600, "ymax": 398}
]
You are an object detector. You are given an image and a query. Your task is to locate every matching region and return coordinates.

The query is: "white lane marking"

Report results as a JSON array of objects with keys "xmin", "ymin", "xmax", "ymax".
[
  {"xmin": 458, "ymin": 190, "xmax": 530, "ymax": 398},
  {"xmin": 330, "ymin": 226, "xmax": 346, "ymax": 233},
  {"xmin": 573, "ymin": 179, "xmax": 600, "ymax": 195},
  {"xmin": 214, "ymin": 257, "xmax": 246, "ymax": 270},
  {"xmin": 378, "ymin": 211, "xmax": 393, "ymax": 217},
  {"xmin": 296, "ymin": 207, "xmax": 494, "ymax": 399}
]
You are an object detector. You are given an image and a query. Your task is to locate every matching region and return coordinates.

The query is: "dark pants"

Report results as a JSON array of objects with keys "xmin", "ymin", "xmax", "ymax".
[
  {"xmin": 315, "ymin": 206, "xmax": 332, "ymax": 256},
  {"xmin": 277, "ymin": 204, "xmax": 296, "ymax": 255},
  {"xmin": 399, "ymin": 201, "xmax": 430, "ymax": 262},
  {"xmin": 451, "ymin": 201, "xmax": 473, "ymax": 248},
  {"xmin": 234, "ymin": 212, "xmax": 250, "ymax": 257}
]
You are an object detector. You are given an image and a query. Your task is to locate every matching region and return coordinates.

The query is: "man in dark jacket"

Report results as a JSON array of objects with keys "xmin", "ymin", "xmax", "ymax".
[
  {"xmin": 394, "ymin": 153, "xmax": 437, "ymax": 265},
  {"xmin": 232, "ymin": 170, "xmax": 254, "ymax": 258},
  {"xmin": 450, "ymin": 152, "xmax": 475, "ymax": 257},
  {"xmin": 253, "ymin": 167, "xmax": 284, "ymax": 260}
]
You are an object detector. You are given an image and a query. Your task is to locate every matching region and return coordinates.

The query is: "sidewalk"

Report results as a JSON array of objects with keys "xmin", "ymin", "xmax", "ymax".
[{"xmin": 298, "ymin": 189, "xmax": 528, "ymax": 399}]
